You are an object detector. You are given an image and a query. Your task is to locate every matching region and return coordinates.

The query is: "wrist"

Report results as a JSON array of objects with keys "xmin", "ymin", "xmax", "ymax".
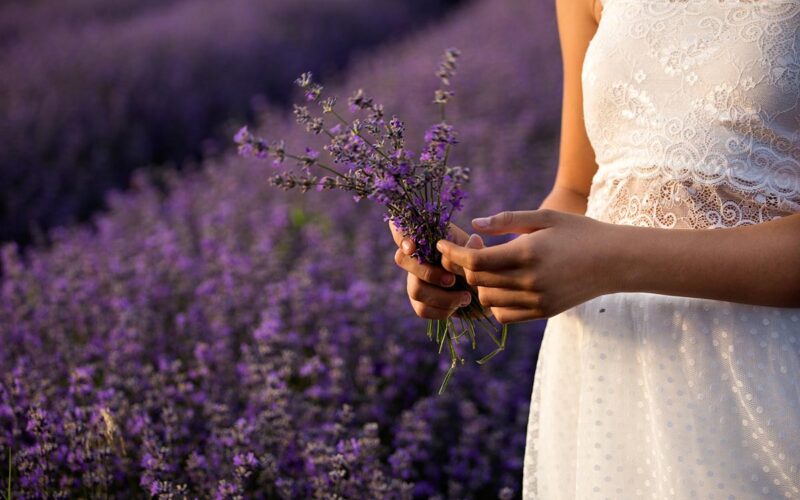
[{"xmin": 600, "ymin": 223, "xmax": 649, "ymax": 295}]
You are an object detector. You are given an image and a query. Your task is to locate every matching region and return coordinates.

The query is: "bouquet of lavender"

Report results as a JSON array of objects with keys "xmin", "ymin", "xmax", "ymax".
[{"xmin": 235, "ymin": 49, "xmax": 507, "ymax": 394}]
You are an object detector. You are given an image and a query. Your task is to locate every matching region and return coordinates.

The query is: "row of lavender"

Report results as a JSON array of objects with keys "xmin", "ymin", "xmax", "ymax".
[
  {"xmin": 0, "ymin": 0, "xmax": 562, "ymax": 497},
  {"xmin": 0, "ymin": 0, "xmax": 459, "ymax": 245}
]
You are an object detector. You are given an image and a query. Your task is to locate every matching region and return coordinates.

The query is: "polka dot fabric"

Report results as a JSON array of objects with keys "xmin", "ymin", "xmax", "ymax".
[{"xmin": 524, "ymin": 294, "xmax": 800, "ymax": 498}]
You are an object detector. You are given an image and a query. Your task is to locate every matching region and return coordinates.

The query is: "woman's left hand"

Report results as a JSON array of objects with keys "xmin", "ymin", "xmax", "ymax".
[{"xmin": 436, "ymin": 209, "xmax": 621, "ymax": 324}]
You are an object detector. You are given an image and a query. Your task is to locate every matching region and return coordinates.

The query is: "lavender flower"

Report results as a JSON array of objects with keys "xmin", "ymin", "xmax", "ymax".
[{"xmin": 235, "ymin": 49, "xmax": 508, "ymax": 393}]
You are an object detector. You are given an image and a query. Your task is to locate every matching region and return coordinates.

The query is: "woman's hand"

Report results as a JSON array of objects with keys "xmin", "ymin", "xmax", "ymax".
[
  {"xmin": 389, "ymin": 222, "xmax": 478, "ymax": 320},
  {"xmin": 436, "ymin": 209, "xmax": 620, "ymax": 324}
]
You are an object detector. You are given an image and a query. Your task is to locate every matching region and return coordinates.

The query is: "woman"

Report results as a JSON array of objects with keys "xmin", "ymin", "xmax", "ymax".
[{"xmin": 390, "ymin": 0, "xmax": 800, "ymax": 497}]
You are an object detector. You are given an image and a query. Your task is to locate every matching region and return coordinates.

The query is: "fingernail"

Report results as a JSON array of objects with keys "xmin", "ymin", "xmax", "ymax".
[
  {"xmin": 441, "ymin": 274, "xmax": 455, "ymax": 287},
  {"xmin": 436, "ymin": 241, "xmax": 446, "ymax": 252},
  {"xmin": 460, "ymin": 294, "xmax": 472, "ymax": 307},
  {"xmin": 401, "ymin": 240, "xmax": 412, "ymax": 254},
  {"xmin": 473, "ymin": 217, "xmax": 490, "ymax": 228}
]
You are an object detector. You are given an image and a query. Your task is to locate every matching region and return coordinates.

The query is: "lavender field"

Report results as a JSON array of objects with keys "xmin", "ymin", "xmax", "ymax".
[
  {"xmin": 0, "ymin": 0, "xmax": 562, "ymax": 497},
  {"xmin": 0, "ymin": 0, "xmax": 459, "ymax": 244}
]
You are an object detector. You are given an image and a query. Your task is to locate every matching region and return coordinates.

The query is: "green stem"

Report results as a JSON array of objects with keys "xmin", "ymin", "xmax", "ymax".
[
  {"xmin": 438, "ymin": 359, "xmax": 457, "ymax": 395},
  {"xmin": 476, "ymin": 325, "xmax": 508, "ymax": 365},
  {"xmin": 437, "ymin": 321, "xmax": 448, "ymax": 354},
  {"xmin": 284, "ymin": 153, "xmax": 345, "ymax": 179}
]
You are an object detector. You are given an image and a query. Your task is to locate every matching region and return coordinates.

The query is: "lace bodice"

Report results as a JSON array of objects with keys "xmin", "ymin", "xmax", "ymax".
[{"xmin": 583, "ymin": 0, "xmax": 800, "ymax": 228}]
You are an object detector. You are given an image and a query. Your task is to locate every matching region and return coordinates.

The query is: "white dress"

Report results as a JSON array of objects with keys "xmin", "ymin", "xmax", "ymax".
[{"xmin": 523, "ymin": 1, "xmax": 800, "ymax": 498}]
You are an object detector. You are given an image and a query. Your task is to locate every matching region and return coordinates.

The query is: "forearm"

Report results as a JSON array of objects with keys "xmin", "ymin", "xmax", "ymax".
[{"xmin": 611, "ymin": 214, "xmax": 800, "ymax": 308}]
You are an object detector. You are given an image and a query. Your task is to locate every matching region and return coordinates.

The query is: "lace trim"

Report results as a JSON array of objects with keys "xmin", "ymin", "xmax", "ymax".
[{"xmin": 582, "ymin": 0, "xmax": 800, "ymax": 229}]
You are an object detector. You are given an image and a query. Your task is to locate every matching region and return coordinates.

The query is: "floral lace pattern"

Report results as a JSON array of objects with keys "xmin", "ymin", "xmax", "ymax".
[{"xmin": 582, "ymin": 0, "xmax": 800, "ymax": 228}]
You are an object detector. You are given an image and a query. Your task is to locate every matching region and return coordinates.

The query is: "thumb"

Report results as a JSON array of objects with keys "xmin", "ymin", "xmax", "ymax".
[{"xmin": 471, "ymin": 210, "xmax": 556, "ymax": 235}]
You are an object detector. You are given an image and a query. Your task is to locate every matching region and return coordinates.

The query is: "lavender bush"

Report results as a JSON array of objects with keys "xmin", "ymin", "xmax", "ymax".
[
  {"xmin": 0, "ymin": 0, "xmax": 562, "ymax": 497},
  {"xmin": 0, "ymin": 0, "xmax": 461, "ymax": 245}
]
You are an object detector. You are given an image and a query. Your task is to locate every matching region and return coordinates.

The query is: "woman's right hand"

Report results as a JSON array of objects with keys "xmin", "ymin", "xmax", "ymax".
[{"xmin": 389, "ymin": 222, "xmax": 476, "ymax": 320}]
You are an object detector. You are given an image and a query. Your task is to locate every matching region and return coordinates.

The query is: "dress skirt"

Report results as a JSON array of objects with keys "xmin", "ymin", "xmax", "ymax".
[{"xmin": 522, "ymin": 292, "xmax": 800, "ymax": 499}]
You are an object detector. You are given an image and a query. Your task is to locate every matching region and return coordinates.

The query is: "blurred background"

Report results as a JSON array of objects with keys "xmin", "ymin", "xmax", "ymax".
[
  {"xmin": 0, "ymin": 0, "xmax": 462, "ymax": 245},
  {"xmin": 0, "ymin": 0, "xmax": 563, "ymax": 497}
]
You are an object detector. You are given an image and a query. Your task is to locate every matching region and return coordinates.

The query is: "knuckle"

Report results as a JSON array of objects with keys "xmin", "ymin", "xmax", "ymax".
[
  {"xmin": 411, "ymin": 301, "xmax": 433, "ymax": 320},
  {"xmin": 413, "ymin": 303, "xmax": 432, "ymax": 319},
  {"xmin": 498, "ymin": 211, "xmax": 513, "ymax": 226},
  {"xmin": 523, "ymin": 274, "xmax": 537, "ymax": 291},
  {"xmin": 465, "ymin": 271, "xmax": 478, "ymax": 286},
  {"xmin": 422, "ymin": 266, "xmax": 438, "ymax": 284},
  {"xmin": 440, "ymin": 257, "xmax": 452, "ymax": 273},
  {"xmin": 420, "ymin": 305, "xmax": 445, "ymax": 320},
  {"xmin": 521, "ymin": 242, "xmax": 537, "ymax": 263},
  {"xmin": 427, "ymin": 291, "xmax": 449, "ymax": 309},
  {"xmin": 535, "ymin": 295, "xmax": 552, "ymax": 316},
  {"xmin": 407, "ymin": 276, "xmax": 422, "ymax": 299},
  {"xmin": 450, "ymin": 296, "xmax": 465, "ymax": 309},
  {"xmin": 442, "ymin": 259, "xmax": 459, "ymax": 275},
  {"xmin": 416, "ymin": 304, "xmax": 432, "ymax": 318},
  {"xmin": 466, "ymin": 253, "xmax": 482, "ymax": 270},
  {"xmin": 478, "ymin": 290, "xmax": 491, "ymax": 307},
  {"xmin": 544, "ymin": 208, "xmax": 562, "ymax": 224}
]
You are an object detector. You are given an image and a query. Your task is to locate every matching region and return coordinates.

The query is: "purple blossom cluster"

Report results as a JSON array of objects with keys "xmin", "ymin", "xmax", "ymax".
[
  {"xmin": 0, "ymin": 0, "xmax": 562, "ymax": 497},
  {"xmin": 235, "ymin": 50, "xmax": 508, "ymax": 393},
  {"xmin": 235, "ymin": 49, "xmax": 467, "ymax": 266},
  {"xmin": 0, "ymin": 0, "xmax": 459, "ymax": 245}
]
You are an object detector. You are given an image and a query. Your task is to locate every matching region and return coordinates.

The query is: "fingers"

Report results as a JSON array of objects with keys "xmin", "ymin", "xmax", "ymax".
[
  {"xmin": 447, "ymin": 223, "xmax": 470, "ymax": 246},
  {"xmin": 437, "ymin": 238, "xmax": 519, "ymax": 272},
  {"xmin": 463, "ymin": 269, "xmax": 521, "ymax": 288},
  {"xmin": 445, "ymin": 235, "xmax": 523, "ymax": 287},
  {"xmin": 490, "ymin": 307, "xmax": 543, "ymax": 325},
  {"xmin": 407, "ymin": 274, "xmax": 471, "ymax": 311},
  {"xmin": 401, "ymin": 239, "xmax": 415, "ymax": 255},
  {"xmin": 407, "ymin": 273, "xmax": 471, "ymax": 320},
  {"xmin": 409, "ymin": 298, "xmax": 454, "ymax": 320},
  {"xmin": 389, "ymin": 221, "xmax": 415, "ymax": 253},
  {"xmin": 441, "ymin": 233, "xmax": 483, "ymax": 275},
  {"xmin": 476, "ymin": 287, "xmax": 540, "ymax": 308},
  {"xmin": 471, "ymin": 209, "xmax": 558, "ymax": 235},
  {"xmin": 392, "ymin": 221, "xmax": 469, "ymax": 253},
  {"xmin": 395, "ymin": 249, "xmax": 455, "ymax": 286}
]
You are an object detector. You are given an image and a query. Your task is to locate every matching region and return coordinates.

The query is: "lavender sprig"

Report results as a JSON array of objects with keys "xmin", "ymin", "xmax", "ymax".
[{"xmin": 235, "ymin": 48, "xmax": 507, "ymax": 393}]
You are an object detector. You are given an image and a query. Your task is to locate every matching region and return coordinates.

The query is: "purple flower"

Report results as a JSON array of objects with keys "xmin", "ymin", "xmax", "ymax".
[
  {"xmin": 233, "ymin": 452, "xmax": 258, "ymax": 468},
  {"xmin": 233, "ymin": 126, "xmax": 250, "ymax": 145}
]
